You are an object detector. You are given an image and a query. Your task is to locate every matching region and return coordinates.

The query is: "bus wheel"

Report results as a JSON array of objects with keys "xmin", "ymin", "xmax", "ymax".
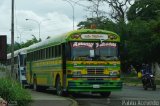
[
  {"xmin": 56, "ymin": 77, "xmax": 63, "ymax": 96},
  {"xmin": 100, "ymin": 92, "xmax": 111, "ymax": 98}
]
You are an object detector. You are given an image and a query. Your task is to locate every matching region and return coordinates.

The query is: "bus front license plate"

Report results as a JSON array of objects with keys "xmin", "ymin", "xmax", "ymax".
[{"xmin": 93, "ymin": 85, "xmax": 100, "ymax": 88}]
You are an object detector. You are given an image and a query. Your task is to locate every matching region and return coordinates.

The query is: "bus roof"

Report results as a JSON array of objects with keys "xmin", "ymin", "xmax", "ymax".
[
  {"xmin": 7, "ymin": 47, "xmax": 28, "ymax": 59},
  {"xmin": 27, "ymin": 29, "xmax": 120, "ymax": 52}
]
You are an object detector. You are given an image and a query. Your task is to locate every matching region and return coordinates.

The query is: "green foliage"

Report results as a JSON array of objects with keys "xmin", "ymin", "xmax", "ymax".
[
  {"xmin": 20, "ymin": 36, "xmax": 39, "ymax": 48},
  {"xmin": 7, "ymin": 35, "xmax": 39, "ymax": 53},
  {"xmin": 125, "ymin": 18, "xmax": 160, "ymax": 64},
  {"xmin": 126, "ymin": 19, "xmax": 151, "ymax": 63},
  {"xmin": 127, "ymin": 0, "xmax": 160, "ymax": 21},
  {"xmin": 78, "ymin": 0, "xmax": 160, "ymax": 72},
  {"xmin": 149, "ymin": 19, "xmax": 160, "ymax": 63},
  {"xmin": 121, "ymin": 77, "xmax": 141, "ymax": 84},
  {"xmin": 0, "ymin": 67, "xmax": 6, "ymax": 72},
  {"xmin": 77, "ymin": 17, "xmax": 118, "ymax": 33},
  {"xmin": 0, "ymin": 78, "xmax": 32, "ymax": 106}
]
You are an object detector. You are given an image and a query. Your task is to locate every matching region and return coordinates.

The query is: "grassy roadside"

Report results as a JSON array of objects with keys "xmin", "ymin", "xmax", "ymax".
[
  {"xmin": 0, "ymin": 67, "xmax": 6, "ymax": 72},
  {"xmin": 121, "ymin": 77, "xmax": 142, "ymax": 85},
  {"xmin": 0, "ymin": 78, "xmax": 32, "ymax": 106},
  {"xmin": 121, "ymin": 73, "xmax": 160, "ymax": 85}
]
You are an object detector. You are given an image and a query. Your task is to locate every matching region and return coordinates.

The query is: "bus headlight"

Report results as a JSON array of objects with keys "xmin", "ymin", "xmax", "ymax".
[
  {"xmin": 109, "ymin": 71, "xmax": 118, "ymax": 76},
  {"xmin": 73, "ymin": 71, "xmax": 81, "ymax": 76}
]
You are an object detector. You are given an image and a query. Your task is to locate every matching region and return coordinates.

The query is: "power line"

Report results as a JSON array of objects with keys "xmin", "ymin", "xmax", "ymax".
[
  {"xmin": 68, "ymin": 0, "xmax": 90, "ymax": 8},
  {"xmin": 68, "ymin": 0, "xmax": 109, "ymax": 16}
]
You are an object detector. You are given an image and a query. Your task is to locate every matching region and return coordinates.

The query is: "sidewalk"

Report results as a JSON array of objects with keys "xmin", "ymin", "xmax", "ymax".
[{"xmin": 28, "ymin": 90, "xmax": 78, "ymax": 106}]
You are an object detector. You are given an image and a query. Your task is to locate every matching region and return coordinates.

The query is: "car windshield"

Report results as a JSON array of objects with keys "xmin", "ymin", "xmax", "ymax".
[{"xmin": 70, "ymin": 42, "xmax": 118, "ymax": 61}]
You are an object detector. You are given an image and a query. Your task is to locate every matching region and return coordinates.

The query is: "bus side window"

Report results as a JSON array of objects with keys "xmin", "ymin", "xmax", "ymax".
[
  {"xmin": 45, "ymin": 48, "xmax": 48, "ymax": 59},
  {"xmin": 55, "ymin": 46, "xmax": 58, "ymax": 57},
  {"xmin": 58, "ymin": 45, "xmax": 61, "ymax": 57},
  {"xmin": 34, "ymin": 52, "xmax": 36, "ymax": 60},
  {"xmin": 24, "ymin": 55, "xmax": 26, "ymax": 65},
  {"xmin": 47, "ymin": 48, "xmax": 50, "ymax": 59},
  {"xmin": 43, "ymin": 49, "xmax": 46, "ymax": 59},
  {"xmin": 52, "ymin": 46, "xmax": 55, "ymax": 58},
  {"xmin": 66, "ymin": 43, "xmax": 71, "ymax": 60},
  {"xmin": 50, "ymin": 47, "xmax": 52, "ymax": 58},
  {"xmin": 40, "ymin": 50, "xmax": 42, "ymax": 59},
  {"xmin": 51, "ymin": 47, "xmax": 53, "ymax": 58},
  {"xmin": 31, "ymin": 52, "xmax": 34, "ymax": 61},
  {"xmin": 59, "ymin": 45, "xmax": 62, "ymax": 56}
]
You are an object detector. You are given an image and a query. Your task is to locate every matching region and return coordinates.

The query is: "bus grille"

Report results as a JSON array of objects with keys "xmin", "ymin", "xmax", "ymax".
[{"xmin": 87, "ymin": 68, "xmax": 104, "ymax": 75}]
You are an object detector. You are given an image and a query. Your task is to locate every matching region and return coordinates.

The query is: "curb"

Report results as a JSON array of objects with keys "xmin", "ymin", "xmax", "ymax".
[
  {"xmin": 123, "ymin": 83, "xmax": 160, "ymax": 88},
  {"xmin": 123, "ymin": 83, "xmax": 142, "ymax": 87},
  {"xmin": 66, "ymin": 98, "xmax": 78, "ymax": 106}
]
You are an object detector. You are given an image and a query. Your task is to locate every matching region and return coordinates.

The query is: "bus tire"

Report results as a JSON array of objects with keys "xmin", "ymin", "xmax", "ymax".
[
  {"xmin": 100, "ymin": 92, "xmax": 111, "ymax": 97},
  {"xmin": 33, "ymin": 77, "xmax": 39, "ymax": 91},
  {"xmin": 56, "ymin": 76, "xmax": 63, "ymax": 96}
]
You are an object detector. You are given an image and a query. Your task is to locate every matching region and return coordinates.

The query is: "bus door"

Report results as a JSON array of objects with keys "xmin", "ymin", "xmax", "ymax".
[
  {"xmin": 17, "ymin": 54, "xmax": 20, "ymax": 81},
  {"xmin": 18, "ymin": 53, "xmax": 26, "ymax": 84}
]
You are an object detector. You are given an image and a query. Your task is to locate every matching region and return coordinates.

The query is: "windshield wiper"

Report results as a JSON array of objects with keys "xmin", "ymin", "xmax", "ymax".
[
  {"xmin": 100, "ymin": 56, "xmax": 118, "ymax": 60},
  {"xmin": 73, "ymin": 55, "xmax": 92, "ymax": 61}
]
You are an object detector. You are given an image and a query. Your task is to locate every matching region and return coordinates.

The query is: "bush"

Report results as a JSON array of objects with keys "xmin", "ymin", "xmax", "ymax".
[
  {"xmin": 0, "ymin": 78, "xmax": 32, "ymax": 106},
  {"xmin": 0, "ymin": 66, "xmax": 6, "ymax": 72}
]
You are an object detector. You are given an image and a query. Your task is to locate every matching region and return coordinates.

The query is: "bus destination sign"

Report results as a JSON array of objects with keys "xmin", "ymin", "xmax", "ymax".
[{"xmin": 81, "ymin": 34, "xmax": 108, "ymax": 40}]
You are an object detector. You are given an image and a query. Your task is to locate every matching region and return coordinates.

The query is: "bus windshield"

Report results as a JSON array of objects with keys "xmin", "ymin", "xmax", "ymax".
[
  {"xmin": 70, "ymin": 42, "xmax": 119, "ymax": 61},
  {"xmin": 71, "ymin": 42, "xmax": 94, "ymax": 60},
  {"xmin": 95, "ymin": 42, "xmax": 118, "ymax": 60}
]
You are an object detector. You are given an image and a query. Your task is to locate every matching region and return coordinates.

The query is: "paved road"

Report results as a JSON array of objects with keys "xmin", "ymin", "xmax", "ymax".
[
  {"xmin": 28, "ymin": 90, "xmax": 77, "ymax": 106},
  {"xmin": 71, "ymin": 85, "xmax": 160, "ymax": 106}
]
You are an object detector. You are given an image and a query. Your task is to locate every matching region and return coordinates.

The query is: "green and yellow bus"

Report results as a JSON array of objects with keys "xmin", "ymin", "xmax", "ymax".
[{"xmin": 26, "ymin": 29, "xmax": 122, "ymax": 97}]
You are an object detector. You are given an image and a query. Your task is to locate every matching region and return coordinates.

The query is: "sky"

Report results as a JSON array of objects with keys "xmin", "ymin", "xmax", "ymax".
[{"xmin": 0, "ymin": 0, "xmax": 91, "ymax": 43}]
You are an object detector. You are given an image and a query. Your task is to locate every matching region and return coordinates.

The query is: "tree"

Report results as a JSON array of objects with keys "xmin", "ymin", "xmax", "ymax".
[
  {"xmin": 20, "ymin": 35, "xmax": 39, "ymax": 48},
  {"xmin": 77, "ymin": 0, "xmax": 160, "ymax": 72},
  {"xmin": 7, "ymin": 35, "xmax": 39, "ymax": 53},
  {"xmin": 126, "ymin": 0, "xmax": 160, "ymax": 65},
  {"xmin": 87, "ymin": 0, "xmax": 134, "ymax": 23},
  {"xmin": 105, "ymin": 0, "xmax": 133, "ymax": 23},
  {"xmin": 77, "ymin": 16, "xmax": 116, "ymax": 30},
  {"xmin": 127, "ymin": 0, "xmax": 160, "ymax": 21},
  {"xmin": 87, "ymin": 0, "xmax": 108, "ymax": 19},
  {"xmin": 126, "ymin": 20, "xmax": 152, "ymax": 63},
  {"xmin": 149, "ymin": 19, "xmax": 160, "ymax": 63}
]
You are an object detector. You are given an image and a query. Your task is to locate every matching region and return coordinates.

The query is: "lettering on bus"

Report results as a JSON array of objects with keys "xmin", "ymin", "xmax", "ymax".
[
  {"xmin": 96, "ymin": 42, "xmax": 116, "ymax": 48},
  {"xmin": 72, "ymin": 42, "xmax": 94, "ymax": 48},
  {"xmin": 81, "ymin": 34, "xmax": 108, "ymax": 40}
]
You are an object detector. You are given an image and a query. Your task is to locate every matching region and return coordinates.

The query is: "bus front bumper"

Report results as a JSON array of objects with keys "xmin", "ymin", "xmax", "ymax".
[{"xmin": 67, "ymin": 80, "xmax": 122, "ymax": 92}]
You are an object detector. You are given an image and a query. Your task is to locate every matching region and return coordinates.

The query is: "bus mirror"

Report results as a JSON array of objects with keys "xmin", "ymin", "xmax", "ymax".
[{"xmin": 90, "ymin": 50, "xmax": 94, "ymax": 57}]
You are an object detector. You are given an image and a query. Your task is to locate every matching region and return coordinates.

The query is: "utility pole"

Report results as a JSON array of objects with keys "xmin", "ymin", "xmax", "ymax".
[
  {"xmin": 11, "ymin": 0, "xmax": 14, "ymax": 77},
  {"xmin": 63, "ymin": 0, "xmax": 75, "ymax": 30}
]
